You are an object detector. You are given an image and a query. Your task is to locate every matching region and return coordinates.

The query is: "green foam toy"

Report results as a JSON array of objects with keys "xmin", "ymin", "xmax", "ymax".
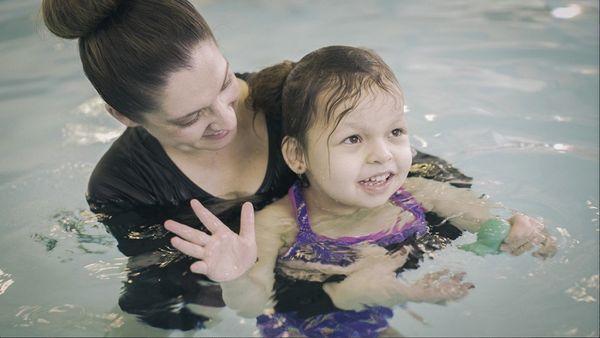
[{"xmin": 459, "ymin": 218, "xmax": 511, "ymax": 256}]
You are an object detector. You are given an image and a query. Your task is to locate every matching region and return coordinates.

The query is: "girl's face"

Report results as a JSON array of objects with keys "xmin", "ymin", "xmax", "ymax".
[
  {"xmin": 302, "ymin": 89, "xmax": 412, "ymax": 214},
  {"xmin": 141, "ymin": 41, "xmax": 241, "ymax": 153}
]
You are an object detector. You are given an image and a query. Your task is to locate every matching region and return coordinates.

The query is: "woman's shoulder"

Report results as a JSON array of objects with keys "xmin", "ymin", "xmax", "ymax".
[{"xmin": 86, "ymin": 127, "xmax": 173, "ymax": 211}]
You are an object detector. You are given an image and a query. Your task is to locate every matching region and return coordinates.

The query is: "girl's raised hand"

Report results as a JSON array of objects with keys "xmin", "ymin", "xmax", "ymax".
[
  {"xmin": 501, "ymin": 214, "xmax": 557, "ymax": 259},
  {"xmin": 164, "ymin": 200, "xmax": 257, "ymax": 282}
]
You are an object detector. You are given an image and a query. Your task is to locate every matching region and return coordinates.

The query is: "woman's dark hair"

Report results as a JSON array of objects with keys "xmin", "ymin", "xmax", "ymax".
[
  {"xmin": 41, "ymin": 0, "xmax": 215, "ymax": 122},
  {"xmin": 248, "ymin": 45, "xmax": 402, "ymax": 148}
]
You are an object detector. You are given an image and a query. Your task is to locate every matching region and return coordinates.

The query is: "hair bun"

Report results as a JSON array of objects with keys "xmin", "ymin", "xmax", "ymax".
[{"xmin": 42, "ymin": 0, "xmax": 123, "ymax": 39}]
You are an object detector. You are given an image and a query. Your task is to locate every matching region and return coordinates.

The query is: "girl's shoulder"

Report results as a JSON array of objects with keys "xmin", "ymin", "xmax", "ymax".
[{"xmin": 255, "ymin": 196, "xmax": 297, "ymax": 234}]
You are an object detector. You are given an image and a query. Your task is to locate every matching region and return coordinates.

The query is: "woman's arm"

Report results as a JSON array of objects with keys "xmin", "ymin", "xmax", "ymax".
[
  {"xmin": 220, "ymin": 203, "xmax": 296, "ymax": 317},
  {"xmin": 165, "ymin": 200, "xmax": 257, "ymax": 282}
]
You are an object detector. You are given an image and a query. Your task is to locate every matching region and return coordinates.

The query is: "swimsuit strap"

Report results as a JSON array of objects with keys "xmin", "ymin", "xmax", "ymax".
[
  {"xmin": 288, "ymin": 181, "xmax": 314, "ymax": 240},
  {"xmin": 388, "ymin": 188, "xmax": 426, "ymax": 219}
]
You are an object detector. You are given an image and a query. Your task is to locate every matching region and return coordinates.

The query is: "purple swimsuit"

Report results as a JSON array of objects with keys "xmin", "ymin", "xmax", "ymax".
[{"xmin": 257, "ymin": 181, "xmax": 428, "ymax": 337}]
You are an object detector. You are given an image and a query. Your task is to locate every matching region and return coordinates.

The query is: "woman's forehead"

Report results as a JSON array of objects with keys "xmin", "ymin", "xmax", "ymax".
[{"xmin": 159, "ymin": 41, "xmax": 227, "ymax": 118}]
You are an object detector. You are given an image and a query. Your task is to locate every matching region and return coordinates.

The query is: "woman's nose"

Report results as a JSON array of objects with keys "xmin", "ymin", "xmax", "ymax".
[
  {"xmin": 367, "ymin": 140, "xmax": 393, "ymax": 164},
  {"xmin": 209, "ymin": 99, "xmax": 235, "ymax": 130}
]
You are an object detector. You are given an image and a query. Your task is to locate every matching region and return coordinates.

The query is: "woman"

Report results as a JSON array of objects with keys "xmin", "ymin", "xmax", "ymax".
[{"xmin": 41, "ymin": 0, "xmax": 297, "ymax": 329}]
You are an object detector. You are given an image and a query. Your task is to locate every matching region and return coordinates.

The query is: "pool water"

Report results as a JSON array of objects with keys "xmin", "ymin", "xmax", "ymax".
[{"xmin": 0, "ymin": 0, "xmax": 598, "ymax": 336}]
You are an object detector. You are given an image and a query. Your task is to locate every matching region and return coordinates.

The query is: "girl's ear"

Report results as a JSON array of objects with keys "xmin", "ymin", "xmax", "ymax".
[
  {"xmin": 105, "ymin": 104, "xmax": 140, "ymax": 127},
  {"xmin": 282, "ymin": 136, "xmax": 307, "ymax": 174}
]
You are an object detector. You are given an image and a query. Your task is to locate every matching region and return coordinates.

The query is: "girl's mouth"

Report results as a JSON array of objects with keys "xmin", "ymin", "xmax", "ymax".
[{"xmin": 358, "ymin": 172, "xmax": 395, "ymax": 192}]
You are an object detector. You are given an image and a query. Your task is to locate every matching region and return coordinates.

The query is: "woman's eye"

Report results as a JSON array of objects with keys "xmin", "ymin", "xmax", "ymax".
[
  {"xmin": 390, "ymin": 128, "xmax": 406, "ymax": 137},
  {"xmin": 343, "ymin": 135, "xmax": 362, "ymax": 144},
  {"xmin": 222, "ymin": 74, "xmax": 233, "ymax": 91},
  {"xmin": 179, "ymin": 113, "xmax": 201, "ymax": 128}
]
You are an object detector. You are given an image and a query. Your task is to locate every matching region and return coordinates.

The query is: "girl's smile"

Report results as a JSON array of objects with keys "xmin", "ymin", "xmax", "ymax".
[{"xmin": 357, "ymin": 171, "xmax": 397, "ymax": 195}]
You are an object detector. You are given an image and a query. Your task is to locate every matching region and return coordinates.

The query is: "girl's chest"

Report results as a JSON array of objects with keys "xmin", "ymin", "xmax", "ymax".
[{"xmin": 309, "ymin": 204, "xmax": 416, "ymax": 239}]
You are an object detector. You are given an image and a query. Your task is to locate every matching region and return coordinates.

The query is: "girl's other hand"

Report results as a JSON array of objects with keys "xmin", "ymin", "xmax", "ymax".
[
  {"xmin": 501, "ymin": 214, "xmax": 557, "ymax": 259},
  {"xmin": 407, "ymin": 270, "xmax": 473, "ymax": 304},
  {"xmin": 164, "ymin": 200, "xmax": 257, "ymax": 282}
]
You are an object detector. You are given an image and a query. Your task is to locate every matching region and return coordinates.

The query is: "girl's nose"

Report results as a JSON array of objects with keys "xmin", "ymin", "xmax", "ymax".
[{"xmin": 367, "ymin": 140, "xmax": 393, "ymax": 164}]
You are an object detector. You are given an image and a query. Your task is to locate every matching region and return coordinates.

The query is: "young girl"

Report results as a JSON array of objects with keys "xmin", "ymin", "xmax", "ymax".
[{"xmin": 167, "ymin": 45, "xmax": 556, "ymax": 335}]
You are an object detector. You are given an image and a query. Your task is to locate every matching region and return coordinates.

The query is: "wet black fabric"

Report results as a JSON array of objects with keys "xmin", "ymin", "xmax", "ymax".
[
  {"xmin": 86, "ymin": 73, "xmax": 473, "ymax": 330},
  {"xmin": 87, "ymin": 76, "xmax": 297, "ymax": 257},
  {"xmin": 87, "ymin": 73, "xmax": 297, "ymax": 329}
]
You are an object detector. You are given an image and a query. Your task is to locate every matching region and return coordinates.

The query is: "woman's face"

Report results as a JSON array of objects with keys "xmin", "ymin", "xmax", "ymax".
[
  {"xmin": 303, "ymin": 89, "xmax": 412, "ymax": 214},
  {"xmin": 141, "ymin": 41, "xmax": 241, "ymax": 153}
]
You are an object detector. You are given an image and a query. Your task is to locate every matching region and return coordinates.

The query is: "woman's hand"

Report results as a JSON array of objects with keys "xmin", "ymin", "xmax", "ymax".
[
  {"xmin": 501, "ymin": 214, "xmax": 557, "ymax": 258},
  {"xmin": 164, "ymin": 200, "xmax": 257, "ymax": 282}
]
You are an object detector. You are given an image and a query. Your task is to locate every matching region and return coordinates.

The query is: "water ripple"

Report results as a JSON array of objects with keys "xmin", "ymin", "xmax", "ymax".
[
  {"xmin": 14, "ymin": 304, "xmax": 124, "ymax": 330},
  {"xmin": 0, "ymin": 268, "xmax": 15, "ymax": 296},
  {"xmin": 31, "ymin": 209, "xmax": 116, "ymax": 259},
  {"xmin": 84, "ymin": 258, "xmax": 128, "ymax": 281}
]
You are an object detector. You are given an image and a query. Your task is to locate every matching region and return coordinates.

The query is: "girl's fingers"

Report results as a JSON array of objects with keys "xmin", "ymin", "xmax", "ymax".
[
  {"xmin": 533, "ymin": 232, "xmax": 557, "ymax": 259},
  {"xmin": 511, "ymin": 242, "xmax": 534, "ymax": 256},
  {"xmin": 170, "ymin": 237, "xmax": 206, "ymax": 260},
  {"xmin": 239, "ymin": 202, "xmax": 255, "ymax": 240},
  {"xmin": 164, "ymin": 219, "xmax": 211, "ymax": 245},
  {"xmin": 190, "ymin": 261, "xmax": 208, "ymax": 275},
  {"xmin": 190, "ymin": 199, "xmax": 228, "ymax": 234}
]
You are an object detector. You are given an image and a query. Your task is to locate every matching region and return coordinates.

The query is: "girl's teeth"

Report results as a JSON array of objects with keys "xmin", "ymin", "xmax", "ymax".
[{"xmin": 360, "ymin": 173, "xmax": 391, "ymax": 185}]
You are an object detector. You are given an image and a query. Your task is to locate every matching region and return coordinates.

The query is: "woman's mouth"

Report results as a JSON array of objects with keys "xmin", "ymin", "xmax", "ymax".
[
  {"xmin": 358, "ymin": 172, "xmax": 395, "ymax": 193},
  {"xmin": 202, "ymin": 129, "xmax": 230, "ymax": 140}
]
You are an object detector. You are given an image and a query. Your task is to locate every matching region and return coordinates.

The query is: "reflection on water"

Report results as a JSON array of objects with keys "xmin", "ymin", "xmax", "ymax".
[
  {"xmin": 551, "ymin": 4, "xmax": 583, "ymax": 19},
  {"xmin": 62, "ymin": 123, "xmax": 123, "ymax": 146},
  {"xmin": 84, "ymin": 258, "xmax": 128, "ymax": 281},
  {"xmin": 0, "ymin": 268, "xmax": 14, "ymax": 296},
  {"xmin": 31, "ymin": 209, "xmax": 115, "ymax": 259},
  {"xmin": 62, "ymin": 96, "xmax": 124, "ymax": 146}
]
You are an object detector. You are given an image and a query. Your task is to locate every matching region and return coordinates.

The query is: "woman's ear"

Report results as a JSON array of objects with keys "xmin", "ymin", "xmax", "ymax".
[
  {"xmin": 281, "ymin": 136, "xmax": 307, "ymax": 174},
  {"xmin": 105, "ymin": 104, "xmax": 140, "ymax": 127}
]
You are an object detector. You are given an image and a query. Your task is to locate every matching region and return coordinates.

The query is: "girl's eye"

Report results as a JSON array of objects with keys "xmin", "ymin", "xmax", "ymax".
[
  {"xmin": 390, "ymin": 128, "xmax": 406, "ymax": 137},
  {"xmin": 343, "ymin": 135, "xmax": 362, "ymax": 144}
]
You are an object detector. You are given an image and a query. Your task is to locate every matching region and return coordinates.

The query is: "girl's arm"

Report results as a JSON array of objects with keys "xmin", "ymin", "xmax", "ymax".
[
  {"xmin": 323, "ymin": 245, "xmax": 473, "ymax": 310},
  {"xmin": 402, "ymin": 176, "xmax": 497, "ymax": 232},
  {"xmin": 403, "ymin": 177, "xmax": 556, "ymax": 257}
]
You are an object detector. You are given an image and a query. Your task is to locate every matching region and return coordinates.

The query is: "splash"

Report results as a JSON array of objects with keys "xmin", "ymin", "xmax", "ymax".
[{"xmin": 565, "ymin": 275, "xmax": 599, "ymax": 303}]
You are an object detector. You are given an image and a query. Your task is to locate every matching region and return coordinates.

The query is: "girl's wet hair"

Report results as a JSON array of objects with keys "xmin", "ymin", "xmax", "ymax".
[
  {"xmin": 249, "ymin": 45, "xmax": 403, "ymax": 148},
  {"xmin": 41, "ymin": 0, "xmax": 214, "ymax": 122}
]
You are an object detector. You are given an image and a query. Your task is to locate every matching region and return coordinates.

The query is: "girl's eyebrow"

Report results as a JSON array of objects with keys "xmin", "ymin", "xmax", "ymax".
[
  {"xmin": 338, "ymin": 115, "xmax": 405, "ymax": 132},
  {"xmin": 167, "ymin": 60, "xmax": 230, "ymax": 124}
]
